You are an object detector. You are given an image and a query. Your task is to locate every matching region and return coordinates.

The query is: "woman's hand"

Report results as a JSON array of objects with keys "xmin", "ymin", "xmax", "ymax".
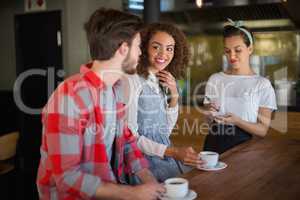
[
  {"xmin": 166, "ymin": 146, "xmax": 205, "ymax": 168},
  {"xmin": 156, "ymin": 70, "xmax": 178, "ymax": 97}
]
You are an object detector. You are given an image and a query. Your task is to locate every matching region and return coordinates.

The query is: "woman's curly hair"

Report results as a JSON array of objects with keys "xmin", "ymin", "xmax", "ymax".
[{"xmin": 137, "ymin": 23, "xmax": 190, "ymax": 79}]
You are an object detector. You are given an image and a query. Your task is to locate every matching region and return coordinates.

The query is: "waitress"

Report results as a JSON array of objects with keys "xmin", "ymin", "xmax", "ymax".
[{"xmin": 203, "ymin": 19, "xmax": 277, "ymax": 154}]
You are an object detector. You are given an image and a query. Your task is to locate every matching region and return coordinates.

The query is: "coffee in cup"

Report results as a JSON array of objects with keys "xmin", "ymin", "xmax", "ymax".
[
  {"xmin": 164, "ymin": 177, "xmax": 189, "ymax": 198},
  {"xmin": 199, "ymin": 151, "xmax": 219, "ymax": 168}
]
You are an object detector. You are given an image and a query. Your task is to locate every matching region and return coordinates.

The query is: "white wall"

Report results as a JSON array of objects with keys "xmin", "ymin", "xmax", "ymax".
[
  {"xmin": 0, "ymin": 0, "xmax": 123, "ymax": 89},
  {"xmin": 65, "ymin": 0, "xmax": 122, "ymax": 75}
]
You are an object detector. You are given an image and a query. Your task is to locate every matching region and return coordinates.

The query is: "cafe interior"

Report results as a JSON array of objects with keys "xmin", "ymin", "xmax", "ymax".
[{"xmin": 0, "ymin": 0, "xmax": 300, "ymax": 199}]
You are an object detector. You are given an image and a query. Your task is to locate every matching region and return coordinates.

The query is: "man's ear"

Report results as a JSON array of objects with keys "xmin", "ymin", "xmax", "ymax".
[{"xmin": 118, "ymin": 42, "xmax": 129, "ymax": 56}]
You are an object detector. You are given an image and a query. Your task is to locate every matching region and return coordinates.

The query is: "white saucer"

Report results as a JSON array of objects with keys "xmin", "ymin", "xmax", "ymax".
[
  {"xmin": 197, "ymin": 161, "xmax": 227, "ymax": 171},
  {"xmin": 160, "ymin": 189, "xmax": 197, "ymax": 200}
]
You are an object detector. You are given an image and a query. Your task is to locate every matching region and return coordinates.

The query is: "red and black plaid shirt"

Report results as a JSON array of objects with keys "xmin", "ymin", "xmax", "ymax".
[{"xmin": 37, "ymin": 64, "xmax": 148, "ymax": 200}]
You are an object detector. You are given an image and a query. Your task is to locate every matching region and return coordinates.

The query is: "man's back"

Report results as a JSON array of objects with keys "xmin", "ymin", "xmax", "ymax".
[{"xmin": 37, "ymin": 65, "xmax": 115, "ymax": 199}]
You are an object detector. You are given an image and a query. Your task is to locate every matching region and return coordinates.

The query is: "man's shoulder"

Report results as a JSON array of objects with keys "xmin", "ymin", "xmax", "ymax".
[
  {"xmin": 57, "ymin": 73, "xmax": 92, "ymax": 95},
  {"xmin": 43, "ymin": 73, "xmax": 93, "ymax": 112}
]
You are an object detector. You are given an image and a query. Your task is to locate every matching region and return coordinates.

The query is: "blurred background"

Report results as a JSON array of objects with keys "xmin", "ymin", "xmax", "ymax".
[{"xmin": 0, "ymin": 0, "xmax": 299, "ymax": 199}]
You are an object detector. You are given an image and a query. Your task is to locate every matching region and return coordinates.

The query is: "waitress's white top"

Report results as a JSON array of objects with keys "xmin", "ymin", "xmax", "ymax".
[{"xmin": 204, "ymin": 72, "xmax": 277, "ymax": 123}]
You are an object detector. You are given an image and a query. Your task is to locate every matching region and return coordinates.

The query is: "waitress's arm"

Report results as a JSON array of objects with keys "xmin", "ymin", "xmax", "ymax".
[{"xmin": 216, "ymin": 107, "xmax": 273, "ymax": 137}]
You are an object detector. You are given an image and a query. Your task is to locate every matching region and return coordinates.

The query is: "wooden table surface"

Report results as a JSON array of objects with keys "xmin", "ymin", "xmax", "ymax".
[{"xmin": 181, "ymin": 137, "xmax": 300, "ymax": 200}]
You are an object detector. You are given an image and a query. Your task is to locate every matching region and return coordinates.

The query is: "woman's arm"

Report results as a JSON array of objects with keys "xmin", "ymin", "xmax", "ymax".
[
  {"xmin": 156, "ymin": 70, "xmax": 180, "ymax": 134},
  {"xmin": 136, "ymin": 136, "xmax": 167, "ymax": 158},
  {"xmin": 156, "ymin": 70, "xmax": 179, "ymax": 108},
  {"xmin": 166, "ymin": 104, "xmax": 179, "ymax": 135},
  {"xmin": 164, "ymin": 146, "xmax": 204, "ymax": 167},
  {"xmin": 168, "ymin": 92, "xmax": 179, "ymax": 108},
  {"xmin": 137, "ymin": 135, "xmax": 204, "ymax": 167},
  {"xmin": 215, "ymin": 107, "xmax": 273, "ymax": 137}
]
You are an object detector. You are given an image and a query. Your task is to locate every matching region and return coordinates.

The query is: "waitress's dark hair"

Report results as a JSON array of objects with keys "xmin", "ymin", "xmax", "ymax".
[{"xmin": 223, "ymin": 25, "xmax": 254, "ymax": 47}]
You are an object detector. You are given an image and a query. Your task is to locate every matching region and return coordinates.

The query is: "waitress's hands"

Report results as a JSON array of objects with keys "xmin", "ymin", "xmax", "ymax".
[
  {"xmin": 202, "ymin": 102, "xmax": 221, "ymax": 123},
  {"xmin": 156, "ymin": 70, "xmax": 178, "ymax": 97},
  {"xmin": 207, "ymin": 102, "xmax": 220, "ymax": 113},
  {"xmin": 214, "ymin": 112, "xmax": 240, "ymax": 125}
]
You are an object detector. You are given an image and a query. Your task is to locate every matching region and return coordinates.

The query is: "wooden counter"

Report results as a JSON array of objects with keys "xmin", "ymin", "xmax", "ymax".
[{"xmin": 181, "ymin": 137, "xmax": 300, "ymax": 200}]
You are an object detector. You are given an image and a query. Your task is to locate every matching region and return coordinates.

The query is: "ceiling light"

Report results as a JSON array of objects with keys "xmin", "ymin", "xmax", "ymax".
[{"xmin": 196, "ymin": 0, "xmax": 203, "ymax": 8}]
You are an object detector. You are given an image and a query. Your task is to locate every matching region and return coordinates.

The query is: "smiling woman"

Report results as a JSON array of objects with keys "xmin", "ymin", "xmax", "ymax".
[{"xmin": 123, "ymin": 23, "xmax": 205, "ymax": 182}]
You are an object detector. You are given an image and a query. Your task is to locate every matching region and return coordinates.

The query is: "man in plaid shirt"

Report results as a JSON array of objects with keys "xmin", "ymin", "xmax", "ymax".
[{"xmin": 36, "ymin": 8, "xmax": 165, "ymax": 200}]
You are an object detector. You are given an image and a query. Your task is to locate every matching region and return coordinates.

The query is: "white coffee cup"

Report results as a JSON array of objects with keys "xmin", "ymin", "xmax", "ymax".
[
  {"xmin": 164, "ymin": 177, "xmax": 189, "ymax": 198},
  {"xmin": 199, "ymin": 151, "xmax": 219, "ymax": 168}
]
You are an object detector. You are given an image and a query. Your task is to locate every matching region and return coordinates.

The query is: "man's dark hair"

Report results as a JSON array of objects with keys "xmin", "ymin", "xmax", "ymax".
[
  {"xmin": 84, "ymin": 8, "xmax": 143, "ymax": 61},
  {"xmin": 223, "ymin": 25, "xmax": 254, "ymax": 47}
]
